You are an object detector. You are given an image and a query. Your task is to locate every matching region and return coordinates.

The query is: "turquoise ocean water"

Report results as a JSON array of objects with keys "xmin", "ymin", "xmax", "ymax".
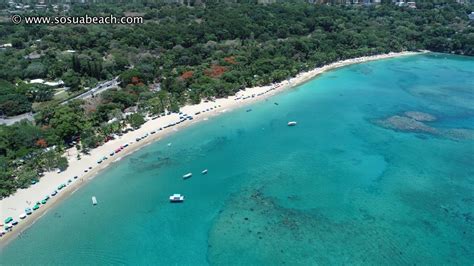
[{"xmin": 1, "ymin": 54, "xmax": 473, "ymax": 265}]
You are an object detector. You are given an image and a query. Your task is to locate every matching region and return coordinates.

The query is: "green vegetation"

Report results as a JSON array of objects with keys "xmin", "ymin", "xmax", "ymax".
[{"xmin": 0, "ymin": 1, "xmax": 473, "ymax": 197}]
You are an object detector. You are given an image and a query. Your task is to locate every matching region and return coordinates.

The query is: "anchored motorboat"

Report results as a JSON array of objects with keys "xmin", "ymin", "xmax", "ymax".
[
  {"xmin": 169, "ymin": 194, "xmax": 185, "ymax": 203},
  {"xmin": 183, "ymin": 173, "xmax": 192, "ymax": 179}
]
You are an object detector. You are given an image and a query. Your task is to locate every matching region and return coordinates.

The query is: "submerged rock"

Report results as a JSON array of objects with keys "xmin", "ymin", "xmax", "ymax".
[
  {"xmin": 404, "ymin": 111, "xmax": 437, "ymax": 122},
  {"xmin": 376, "ymin": 111, "xmax": 473, "ymax": 141},
  {"xmin": 377, "ymin": 115, "xmax": 438, "ymax": 134},
  {"xmin": 441, "ymin": 128, "xmax": 474, "ymax": 140}
]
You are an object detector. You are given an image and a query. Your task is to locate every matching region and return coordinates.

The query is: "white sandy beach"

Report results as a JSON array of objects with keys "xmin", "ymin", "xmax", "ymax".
[{"xmin": 0, "ymin": 51, "xmax": 420, "ymax": 244}]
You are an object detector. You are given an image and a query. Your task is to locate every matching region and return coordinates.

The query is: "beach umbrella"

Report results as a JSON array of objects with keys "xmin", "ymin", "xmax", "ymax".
[{"xmin": 4, "ymin": 217, "xmax": 13, "ymax": 223}]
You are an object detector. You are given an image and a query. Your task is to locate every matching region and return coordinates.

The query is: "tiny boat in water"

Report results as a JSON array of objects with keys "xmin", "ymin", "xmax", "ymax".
[
  {"xmin": 201, "ymin": 169, "xmax": 208, "ymax": 175},
  {"xmin": 92, "ymin": 196, "xmax": 97, "ymax": 205},
  {"xmin": 169, "ymin": 194, "xmax": 185, "ymax": 203},
  {"xmin": 183, "ymin": 173, "xmax": 192, "ymax": 179},
  {"xmin": 287, "ymin": 121, "xmax": 297, "ymax": 126}
]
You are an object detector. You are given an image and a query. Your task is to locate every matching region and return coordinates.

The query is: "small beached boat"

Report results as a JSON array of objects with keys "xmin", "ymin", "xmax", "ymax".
[
  {"xmin": 25, "ymin": 208, "xmax": 32, "ymax": 215},
  {"xmin": 183, "ymin": 173, "xmax": 192, "ymax": 179},
  {"xmin": 19, "ymin": 213, "xmax": 27, "ymax": 219},
  {"xmin": 169, "ymin": 194, "xmax": 185, "ymax": 203},
  {"xmin": 4, "ymin": 217, "xmax": 13, "ymax": 224},
  {"xmin": 287, "ymin": 121, "xmax": 297, "ymax": 126},
  {"xmin": 201, "ymin": 169, "xmax": 208, "ymax": 174}
]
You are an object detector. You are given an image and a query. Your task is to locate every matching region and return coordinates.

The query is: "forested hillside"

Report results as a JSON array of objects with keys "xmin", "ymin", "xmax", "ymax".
[{"xmin": 0, "ymin": 1, "xmax": 473, "ymax": 197}]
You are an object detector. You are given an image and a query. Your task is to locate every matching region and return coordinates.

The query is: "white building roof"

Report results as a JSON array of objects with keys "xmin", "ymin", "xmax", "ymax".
[
  {"xmin": 44, "ymin": 80, "xmax": 64, "ymax": 87},
  {"xmin": 30, "ymin": 79, "xmax": 45, "ymax": 84}
]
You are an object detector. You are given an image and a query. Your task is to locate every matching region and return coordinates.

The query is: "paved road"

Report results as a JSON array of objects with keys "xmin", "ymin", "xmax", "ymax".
[
  {"xmin": 0, "ymin": 112, "xmax": 34, "ymax": 125},
  {"xmin": 1, "ymin": 78, "xmax": 121, "ymax": 125},
  {"xmin": 61, "ymin": 76, "xmax": 120, "ymax": 105}
]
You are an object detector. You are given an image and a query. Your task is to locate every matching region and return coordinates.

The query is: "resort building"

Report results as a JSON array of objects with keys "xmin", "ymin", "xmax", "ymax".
[
  {"xmin": 407, "ymin": 1, "xmax": 416, "ymax": 8},
  {"xmin": 24, "ymin": 51, "xmax": 42, "ymax": 60},
  {"xmin": 28, "ymin": 79, "xmax": 65, "ymax": 87}
]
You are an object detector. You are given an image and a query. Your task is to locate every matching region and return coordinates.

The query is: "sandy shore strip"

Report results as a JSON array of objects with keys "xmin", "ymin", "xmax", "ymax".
[{"xmin": 0, "ymin": 51, "xmax": 421, "ymax": 244}]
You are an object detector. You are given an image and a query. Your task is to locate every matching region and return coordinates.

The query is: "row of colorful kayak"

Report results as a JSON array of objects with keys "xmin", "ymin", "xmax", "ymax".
[
  {"xmin": 1, "ymin": 107, "xmax": 224, "ymax": 237},
  {"xmin": 0, "ymin": 177, "xmax": 79, "ymax": 237}
]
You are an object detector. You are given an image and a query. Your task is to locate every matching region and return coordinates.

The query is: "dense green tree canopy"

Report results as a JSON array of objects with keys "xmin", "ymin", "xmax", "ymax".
[{"xmin": 0, "ymin": 1, "xmax": 472, "ymax": 198}]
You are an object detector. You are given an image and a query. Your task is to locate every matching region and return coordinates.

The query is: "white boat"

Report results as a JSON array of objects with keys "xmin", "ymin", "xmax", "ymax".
[
  {"xmin": 182, "ymin": 173, "xmax": 192, "ymax": 179},
  {"xmin": 92, "ymin": 196, "xmax": 97, "ymax": 205},
  {"xmin": 287, "ymin": 121, "xmax": 297, "ymax": 126},
  {"xmin": 201, "ymin": 169, "xmax": 208, "ymax": 174},
  {"xmin": 19, "ymin": 213, "xmax": 27, "ymax": 219},
  {"xmin": 169, "ymin": 194, "xmax": 185, "ymax": 202}
]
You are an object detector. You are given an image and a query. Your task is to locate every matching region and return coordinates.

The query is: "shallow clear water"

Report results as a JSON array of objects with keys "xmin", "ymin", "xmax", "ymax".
[{"xmin": 2, "ymin": 54, "xmax": 473, "ymax": 265}]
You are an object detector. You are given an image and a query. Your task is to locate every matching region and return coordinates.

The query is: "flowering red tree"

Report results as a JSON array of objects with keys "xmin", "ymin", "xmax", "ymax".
[
  {"xmin": 204, "ymin": 65, "xmax": 228, "ymax": 78},
  {"xmin": 36, "ymin": 138, "xmax": 48, "ymax": 148},
  {"xmin": 224, "ymin": 56, "xmax": 237, "ymax": 65},
  {"xmin": 180, "ymin": 71, "xmax": 194, "ymax": 80}
]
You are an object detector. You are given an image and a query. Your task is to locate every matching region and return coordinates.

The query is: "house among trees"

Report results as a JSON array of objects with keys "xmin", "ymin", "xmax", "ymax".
[
  {"xmin": 28, "ymin": 79, "xmax": 65, "ymax": 88},
  {"xmin": 393, "ymin": 0, "xmax": 416, "ymax": 8},
  {"xmin": 24, "ymin": 51, "xmax": 42, "ymax": 60},
  {"xmin": 0, "ymin": 43, "xmax": 12, "ymax": 50}
]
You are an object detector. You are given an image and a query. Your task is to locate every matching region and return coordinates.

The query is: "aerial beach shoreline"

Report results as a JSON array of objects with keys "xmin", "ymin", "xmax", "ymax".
[{"xmin": 0, "ymin": 51, "xmax": 421, "ymax": 245}]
